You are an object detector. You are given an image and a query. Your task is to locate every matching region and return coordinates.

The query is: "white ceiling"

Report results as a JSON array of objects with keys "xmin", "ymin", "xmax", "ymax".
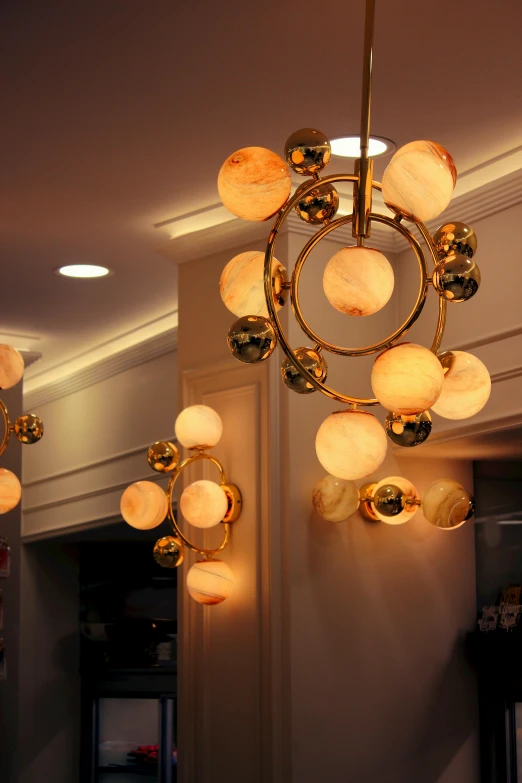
[{"xmin": 1, "ymin": 0, "xmax": 521, "ymax": 383}]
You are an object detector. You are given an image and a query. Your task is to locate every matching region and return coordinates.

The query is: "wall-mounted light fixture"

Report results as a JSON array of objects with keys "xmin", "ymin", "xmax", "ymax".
[
  {"xmin": 121, "ymin": 405, "xmax": 241, "ymax": 605},
  {"xmin": 0, "ymin": 344, "xmax": 44, "ymax": 514}
]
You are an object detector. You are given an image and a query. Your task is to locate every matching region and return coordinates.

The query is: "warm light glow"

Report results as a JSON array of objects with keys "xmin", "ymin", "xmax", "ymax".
[
  {"xmin": 0, "ymin": 344, "xmax": 25, "ymax": 389},
  {"xmin": 422, "ymin": 479, "xmax": 474, "ymax": 530},
  {"xmin": 56, "ymin": 264, "xmax": 111, "ymax": 278},
  {"xmin": 220, "ymin": 251, "xmax": 286, "ymax": 318},
  {"xmin": 372, "ymin": 475, "xmax": 419, "ymax": 525},
  {"xmin": 218, "ymin": 147, "xmax": 291, "ymax": 221},
  {"xmin": 120, "ymin": 480, "xmax": 168, "ymax": 530},
  {"xmin": 180, "ymin": 479, "xmax": 228, "ymax": 529},
  {"xmin": 431, "ymin": 351, "xmax": 491, "ymax": 420},
  {"xmin": 331, "ymin": 136, "xmax": 392, "ymax": 158},
  {"xmin": 323, "ymin": 246, "xmax": 394, "ymax": 317},
  {"xmin": 312, "ymin": 474, "xmax": 360, "ymax": 522},
  {"xmin": 315, "ymin": 410, "xmax": 387, "ymax": 480},
  {"xmin": 371, "ymin": 343, "xmax": 444, "ymax": 415},
  {"xmin": 186, "ymin": 559, "xmax": 235, "ymax": 605},
  {"xmin": 174, "ymin": 405, "xmax": 223, "ymax": 449},
  {"xmin": 0, "ymin": 468, "xmax": 22, "ymax": 514}
]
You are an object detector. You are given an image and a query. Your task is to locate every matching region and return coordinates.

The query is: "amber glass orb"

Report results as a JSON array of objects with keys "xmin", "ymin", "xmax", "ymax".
[
  {"xmin": 0, "ymin": 468, "xmax": 22, "ymax": 514},
  {"xmin": 0, "ymin": 344, "xmax": 24, "ymax": 390},
  {"xmin": 147, "ymin": 441, "xmax": 179, "ymax": 473},
  {"xmin": 385, "ymin": 411, "xmax": 432, "ymax": 448},
  {"xmin": 220, "ymin": 251, "xmax": 287, "ymax": 318},
  {"xmin": 431, "ymin": 351, "xmax": 491, "ymax": 420},
  {"xmin": 228, "ymin": 315, "xmax": 277, "ymax": 363},
  {"xmin": 315, "ymin": 410, "xmax": 387, "ymax": 481},
  {"xmin": 180, "ymin": 479, "xmax": 228, "ymax": 529},
  {"xmin": 323, "ymin": 247, "xmax": 394, "ymax": 317},
  {"xmin": 371, "ymin": 476, "xmax": 419, "ymax": 525},
  {"xmin": 281, "ymin": 347, "xmax": 327, "ymax": 394},
  {"xmin": 284, "ymin": 128, "xmax": 331, "ymax": 176},
  {"xmin": 120, "ymin": 481, "xmax": 168, "ymax": 530},
  {"xmin": 13, "ymin": 414, "xmax": 44, "ymax": 444},
  {"xmin": 422, "ymin": 479, "xmax": 474, "ymax": 530},
  {"xmin": 433, "ymin": 253, "xmax": 481, "ymax": 302},
  {"xmin": 186, "ymin": 559, "xmax": 235, "ymax": 605},
  {"xmin": 153, "ymin": 536, "xmax": 184, "ymax": 568},
  {"xmin": 312, "ymin": 474, "xmax": 360, "ymax": 522},
  {"xmin": 294, "ymin": 181, "xmax": 339, "ymax": 224},
  {"xmin": 218, "ymin": 147, "xmax": 291, "ymax": 221},
  {"xmin": 371, "ymin": 343, "xmax": 444, "ymax": 415},
  {"xmin": 382, "ymin": 140, "xmax": 457, "ymax": 222},
  {"xmin": 433, "ymin": 221, "xmax": 477, "ymax": 260},
  {"xmin": 174, "ymin": 405, "xmax": 222, "ymax": 450}
]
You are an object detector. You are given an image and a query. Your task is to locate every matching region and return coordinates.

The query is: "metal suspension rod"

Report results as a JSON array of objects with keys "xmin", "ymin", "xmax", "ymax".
[
  {"xmin": 359, "ymin": 0, "xmax": 375, "ymax": 159},
  {"xmin": 353, "ymin": 0, "xmax": 376, "ymax": 241}
]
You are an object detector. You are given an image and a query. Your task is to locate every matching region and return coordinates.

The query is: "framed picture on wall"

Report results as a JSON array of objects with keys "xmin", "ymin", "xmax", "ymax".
[{"xmin": 0, "ymin": 538, "xmax": 10, "ymax": 578}]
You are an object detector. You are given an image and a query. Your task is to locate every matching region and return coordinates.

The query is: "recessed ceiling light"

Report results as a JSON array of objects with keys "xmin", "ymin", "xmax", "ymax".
[
  {"xmin": 56, "ymin": 264, "xmax": 111, "ymax": 278},
  {"xmin": 331, "ymin": 136, "xmax": 395, "ymax": 158}
]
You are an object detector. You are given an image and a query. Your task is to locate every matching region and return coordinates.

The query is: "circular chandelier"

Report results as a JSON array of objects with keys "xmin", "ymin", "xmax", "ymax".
[{"xmin": 216, "ymin": 0, "xmax": 490, "ymax": 503}]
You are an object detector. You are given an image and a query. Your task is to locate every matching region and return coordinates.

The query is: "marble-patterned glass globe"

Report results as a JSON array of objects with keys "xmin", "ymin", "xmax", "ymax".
[
  {"xmin": 433, "ymin": 222, "xmax": 477, "ymax": 260},
  {"xmin": 180, "ymin": 479, "xmax": 228, "ymax": 529},
  {"xmin": 220, "ymin": 251, "xmax": 287, "ymax": 318},
  {"xmin": 186, "ymin": 559, "xmax": 235, "ymax": 605},
  {"xmin": 175, "ymin": 405, "xmax": 222, "ymax": 450},
  {"xmin": 228, "ymin": 315, "xmax": 277, "ymax": 364},
  {"xmin": 284, "ymin": 128, "xmax": 331, "ymax": 176},
  {"xmin": 0, "ymin": 344, "xmax": 25, "ymax": 390},
  {"xmin": 218, "ymin": 147, "xmax": 291, "ymax": 221},
  {"xmin": 13, "ymin": 414, "xmax": 44, "ymax": 444},
  {"xmin": 312, "ymin": 474, "xmax": 360, "ymax": 522},
  {"xmin": 371, "ymin": 343, "xmax": 444, "ymax": 415},
  {"xmin": 433, "ymin": 252, "xmax": 481, "ymax": 302},
  {"xmin": 385, "ymin": 411, "xmax": 432, "ymax": 447},
  {"xmin": 371, "ymin": 475, "xmax": 419, "ymax": 525},
  {"xmin": 382, "ymin": 140, "xmax": 457, "ymax": 222},
  {"xmin": 315, "ymin": 410, "xmax": 387, "ymax": 481},
  {"xmin": 422, "ymin": 479, "xmax": 474, "ymax": 530},
  {"xmin": 147, "ymin": 441, "xmax": 179, "ymax": 472},
  {"xmin": 153, "ymin": 536, "xmax": 184, "ymax": 568},
  {"xmin": 0, "ymin": 468, "xmax": 22, "ymax": 514},
  {"xmin": 294, "ymin": 181, "xmax": 339, "ymax": 224},
  {"xmin": 281, "ymin": 347, "xmax": 327, "ymax": 394},
  {"xmin": 120, "ymin": 481, "xmax": 168, "ymax": 530},
  {"xmin": 431, "ymin": 351, "xmax": 491, "ymax": 420},
  {"xmin": 323, "ymin": 246, "xmax": 394, "ymax": 317}
]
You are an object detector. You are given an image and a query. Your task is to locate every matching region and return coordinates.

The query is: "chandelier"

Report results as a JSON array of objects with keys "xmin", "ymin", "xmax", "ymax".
[{"xmin": 216, "ymin": 0, "xmax": 488, "ymax": 527}]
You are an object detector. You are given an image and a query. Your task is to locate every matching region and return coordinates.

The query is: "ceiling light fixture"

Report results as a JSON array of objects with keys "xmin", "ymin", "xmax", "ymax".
[
  {"xmin": 331, "ymin": 135, "xmax": 393, "ymax": 158},
  {"xmin": 56, "ymin": 264, "xmax": 111, "ymax": 278}
]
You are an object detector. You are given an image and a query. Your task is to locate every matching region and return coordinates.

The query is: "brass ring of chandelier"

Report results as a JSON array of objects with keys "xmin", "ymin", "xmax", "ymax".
[
  {"xmin": 0, "ymin": 400, "xmax": 12, "ymax": 457},
  {"xmin": 264, "ymin": 174, "xmax": 447, "ymax": 407},
  {"xmin": 166, "ymin": 451, "xmax": 240, "ymax": 557}
]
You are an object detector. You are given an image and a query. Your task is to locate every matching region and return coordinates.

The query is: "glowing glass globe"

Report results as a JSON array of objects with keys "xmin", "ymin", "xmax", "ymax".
[
  {"xmin": 220, "ymin": 251, "xmax": 286, "ymax": 318},
  {"xmin": 218, "ymin": 147, "xmax": 291, "ymax": 221},
  {"xmin": 422, "ymin": 479, "xmax": 474, "ymax": 530},
  {"xmin": 312, "ymin": 474, "xmax": 360, "ymax": 522},
  {"xmin": 431, "ymin": 351, "xmax": 491, "ymax": 420},
  {"xmin": 180, "ymin": 479, "xmax": 228, "ymax": 529},
  {"xmin": 371, "ymin": 343, "xmax": 444, "ymax": 415},
  {"xmin": 186, "ymin": 559, "xmax": 235, "ymax": 605},
  {"xmin": 323, "ymin": 246, "xmax": 394, "ymax": 317},
  {"xmin": 0, "ymin": 344, "xmax": 24, "ymax": 390},
  {"xmin": 371, "ymin": 475, "xmax": 419, "ymax": 525},
  {"xmin": 315, "ymin": 410, "xmax": 387, "ymax": 480},
  {"xmin": 120, "ymin": 480, "xmax": 168, "ymax": 530},
  {"xmin": 174, "ymin": 405, "xmax": 223, "ymax": 449},
  {"xmin": 0, "ymin": 468, "xmax": 22, "ymax": 514}
]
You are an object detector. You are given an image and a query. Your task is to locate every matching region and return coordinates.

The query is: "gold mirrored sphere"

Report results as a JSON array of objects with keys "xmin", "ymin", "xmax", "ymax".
[
  {"xmin": 14, "ymin": 414, "xmax": 44, "ymax": 444},
  {"xmin": 373, "ymin": 483, "xmax": 405, "ymax": 518},
  {"xmin": 281, "ymin": 347, "xmax": 327, "ymax": 394},
  {"xmin": 147, "ymin": 441, "xmax": 179, "ymax": 473},
  {"xmin": 284, "ymin": 128, "xmax": 331, "ymax": 176},
  {"xmin": 227, "ymin": 315, "xmax": 277, "ymax": 363},
  {"xmin": 433, "ymin": 252, "xmax": 480, "ymax": 302},
  {"xmin": 433, "ymin": 221, "xmax": 477, "ymax": 260},
  {"xmin": 294, "ymin": 180, "xmax": 339, "ymax": 224},
  {"xmin": 385, "ymin": 411, "xmax": 432, "ymax": 448},
  {"xmin": 153, "ymin": 536, "xmax": 184, "ymax": 568}
]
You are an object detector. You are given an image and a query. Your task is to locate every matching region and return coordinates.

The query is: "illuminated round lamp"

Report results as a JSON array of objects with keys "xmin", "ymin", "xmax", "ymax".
[
  {"xmin": 422, "ymin": 479, "xmax": 474, "ymax": 530},
  {"xmin": 371, "ymin": 343, "xmax": 444, "ymax": 415},
  {"xmin": 120, "ymin": 481, "xmax": 168, "ymax": 530},
  {"xmin": 0, "ymin": 344, "xmax": 25, "ymax": 390},
  {"xmin": 153, "ymin": 536, "xmax": 184, "ymax": 568},
  {"xmin": 323, "ymin": 246, "xmax": 394, "ymax": 317},
  {"xmin": 174, "ymin": 405, "xmax": 223, "ymax": 450},
  {"xmin": 431, "ymin": 351, "xmax": 491, "ymax": 420},
  {"xmin": 180, "ymin": 479, "xmax": 228, "ymax": 529},
  {"xmin": 371, "ymin": 475, "xmax": 420, "ymax": 525},
  {"xmin": 0, "ymin": 468, "xmax": 22, "ymax": 514},
  {"xmin": 330, "ymin": 136, "xmax": 394, "ymax": 158},
  {"xmin": 220, "ymin": 251, "xmax": 287, "ymax": 318},
  {"xmin": 218, "ymin": 147, "xmax": 291, "ymax": 221},
  {"xmin": 382, "ymin": 140, "xmax": 457, "ymax": 222},
  {"xmin": 56, "ymin": 264, "xmax": 111, "ymax": 278},
  {"xmin": 315, "ymin": 409, "xmax": 387, "ymax": 481},
  {"xmin": 312, "ymin": 474, "xmax": 360, "ymax": 522},
  {"xmin": 147, "ymin": 441, "xmax": 179, "ymax": 473},
  {"xmin": 186, "ymin": 559, "xmax": 235, "ymax": 605}
]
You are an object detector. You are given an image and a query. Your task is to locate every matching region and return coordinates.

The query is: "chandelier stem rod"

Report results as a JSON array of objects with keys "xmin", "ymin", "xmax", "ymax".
[
  {"xmin": 352, "ymin": 0, "xmax": 375, "ymax": 240},
  {"xmin": 359, "ymin": 0, "xmax": 375, "ymax": 159}
]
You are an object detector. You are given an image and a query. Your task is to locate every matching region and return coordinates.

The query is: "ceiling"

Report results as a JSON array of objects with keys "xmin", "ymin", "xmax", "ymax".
[{"xmin": 1, "ymin": 0, "xmax": 521, "ymax": 383}]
